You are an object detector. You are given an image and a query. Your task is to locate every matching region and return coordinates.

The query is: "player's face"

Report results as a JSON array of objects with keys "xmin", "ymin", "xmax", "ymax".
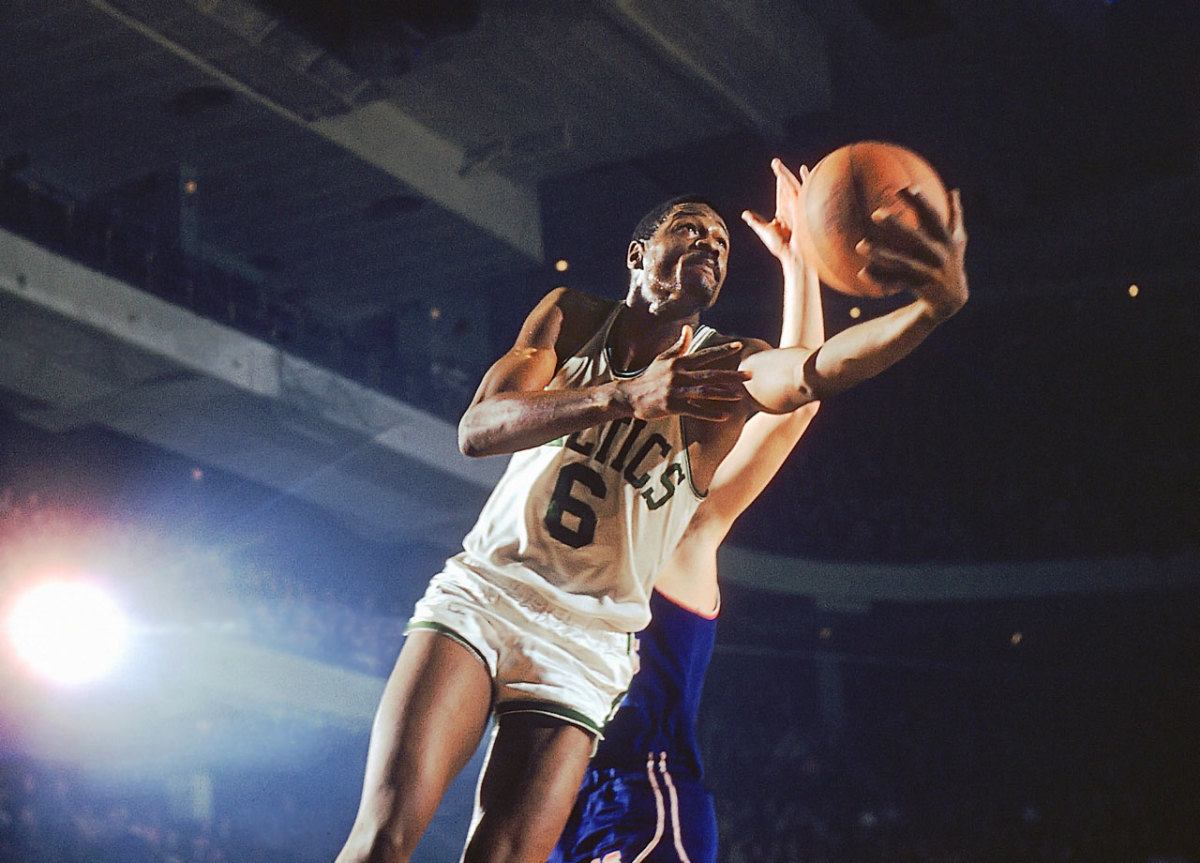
[{"xmin": 629, "ymin": 204, "xmax": 730, "ymax": 316}]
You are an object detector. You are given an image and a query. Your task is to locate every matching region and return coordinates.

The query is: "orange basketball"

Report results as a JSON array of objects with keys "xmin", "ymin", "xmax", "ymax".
[{"xmin": 795, "ymin": 141, "xmax": 950, "ymax": 298}]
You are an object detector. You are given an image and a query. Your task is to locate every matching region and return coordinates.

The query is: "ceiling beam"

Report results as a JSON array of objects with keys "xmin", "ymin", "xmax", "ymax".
[
  {"xmin": 86, "ymin": 0, "xmax": 543, "ymax": 262},
  {"xmin": 605, "ymin": 0, "xmax": 787, "ymax": 142},
  {"xmin": 603, "ymin": 0, "xmax": 832, "ymax": 143},
  {"xmin": 310, "ymin": 101, "xmax": 543, "ymax": 261},
  {"xmin": 0, "ymin": 229, "xmax": 502, "ymax": 546}
]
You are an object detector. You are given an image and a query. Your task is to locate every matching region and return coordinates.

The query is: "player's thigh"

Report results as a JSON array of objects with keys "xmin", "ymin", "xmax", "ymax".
[
  {"xmin": 463, "ymin": 713, "xmax": 596, "ymax": 863},
  {"xmin": 357, "ymin": 629, "xmax": 493, "ymax": 828}
]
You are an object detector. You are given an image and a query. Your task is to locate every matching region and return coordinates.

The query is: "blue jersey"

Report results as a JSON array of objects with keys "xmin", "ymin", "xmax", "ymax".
[
  {"xmin": 551, "ymin": 589, "xmax": 719, "ymax": 863},
  {"xmin": 594, "ymin": 589, "xmax": 717, "ymax": 780}
]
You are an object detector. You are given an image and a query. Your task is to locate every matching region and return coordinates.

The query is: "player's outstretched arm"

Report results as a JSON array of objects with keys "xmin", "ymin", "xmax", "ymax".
[
  {"xmin": 739, "ymin": 186, "xmax": 968, "ymax": 415},
  {"xmin": 457, "ymin": 288, "xmax": 748, "ymax": 457},
  {"xmin": 657, "ymin": 161, "xmax": 823, "ymax": 610}
]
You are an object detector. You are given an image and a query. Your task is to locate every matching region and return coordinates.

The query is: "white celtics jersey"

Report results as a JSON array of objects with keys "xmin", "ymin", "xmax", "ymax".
[{"xmin": 456, "ymin": 304, "xmax": 715, "ymax": 632}]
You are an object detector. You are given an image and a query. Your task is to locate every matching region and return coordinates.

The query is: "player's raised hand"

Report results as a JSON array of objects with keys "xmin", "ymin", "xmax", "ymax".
[{"xmin": 617, "ymin": 327, "xmax": 749, "ymax": 421}]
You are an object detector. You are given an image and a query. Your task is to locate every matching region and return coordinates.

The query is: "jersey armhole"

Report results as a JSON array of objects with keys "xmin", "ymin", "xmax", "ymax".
[{"xmin": 654, "ymin": 586, "xmax": 720, "ymax": 620}]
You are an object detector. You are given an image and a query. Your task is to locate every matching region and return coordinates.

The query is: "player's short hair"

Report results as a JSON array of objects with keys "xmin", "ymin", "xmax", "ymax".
[{"xmin": 629, "ymin": 195, "xmax": 726, "ymax": 247}]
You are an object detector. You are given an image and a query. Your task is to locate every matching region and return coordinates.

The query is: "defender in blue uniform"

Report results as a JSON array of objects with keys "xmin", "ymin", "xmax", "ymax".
[
  {"xmin": 550, "ymin": 160, "xmax": 969, "ymax": 863},
  {"xmin": 552, "ymin": 588, "xmax": 720, "ymax": 863}
]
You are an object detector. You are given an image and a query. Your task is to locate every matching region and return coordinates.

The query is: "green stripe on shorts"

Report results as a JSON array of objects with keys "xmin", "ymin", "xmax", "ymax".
[
  {"xmin": 497, "ymin": 699, "xmax": 603, "ymax": 736},
  {"xmin": 404, "ymin": 619, "xmax": 491, "ymax": 671}
]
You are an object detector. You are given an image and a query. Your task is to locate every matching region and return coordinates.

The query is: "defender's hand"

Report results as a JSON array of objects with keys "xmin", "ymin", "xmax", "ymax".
[{"xmin": 741, "ymin": 159, "xmax": 807, "ymax": 266}]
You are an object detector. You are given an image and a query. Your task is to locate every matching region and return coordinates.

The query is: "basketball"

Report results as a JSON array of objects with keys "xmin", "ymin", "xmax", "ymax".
[{"xmin": 795, "ymin": 141, "xmax": 950, "ymax": 298}]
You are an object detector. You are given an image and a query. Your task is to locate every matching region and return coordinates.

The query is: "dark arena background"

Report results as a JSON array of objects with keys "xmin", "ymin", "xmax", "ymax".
[{"xmin": 2, "ymin": 1, "xmax": 1199, "ymax": 862}]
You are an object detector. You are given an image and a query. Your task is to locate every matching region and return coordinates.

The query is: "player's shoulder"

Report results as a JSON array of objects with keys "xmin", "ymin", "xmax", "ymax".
[
  {"xmin": 514, "ymin": 287, "xmax": 619, "ymax": 364},
  {"xmin": 538, "ymin": 287, "xmax": 619, "ymax": 356},
  {"xmin": 543, "ymin": 286, "xmax": 614, "ymax": 320}
]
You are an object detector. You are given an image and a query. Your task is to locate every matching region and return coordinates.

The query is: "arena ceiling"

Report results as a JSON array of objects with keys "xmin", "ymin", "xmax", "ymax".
[{"xmin": 6, "ymin": 0, "xmax": 1196, "ymax": 329}]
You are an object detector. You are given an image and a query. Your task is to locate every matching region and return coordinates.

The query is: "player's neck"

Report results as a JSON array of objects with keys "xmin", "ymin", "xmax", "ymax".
[{"xmin": 610, "ymin": 301, "xmax": 699, "ymax": 373}]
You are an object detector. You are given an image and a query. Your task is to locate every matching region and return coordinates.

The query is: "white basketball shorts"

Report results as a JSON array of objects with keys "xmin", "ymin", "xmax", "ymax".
[{"xmin": 405, "ymin": 557, "xmax": 636, "ymax": 736}]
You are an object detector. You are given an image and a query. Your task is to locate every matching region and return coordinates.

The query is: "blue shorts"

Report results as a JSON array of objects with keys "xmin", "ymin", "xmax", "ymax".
[{"xmin": 550, "ymin": 754, "xmax": 717, "ymax": 863}]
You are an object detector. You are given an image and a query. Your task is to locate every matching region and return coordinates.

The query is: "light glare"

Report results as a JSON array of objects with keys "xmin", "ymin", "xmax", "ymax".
[{"xmin": 6, "ymin": 580, "xmax": 129, "ymax": 685}]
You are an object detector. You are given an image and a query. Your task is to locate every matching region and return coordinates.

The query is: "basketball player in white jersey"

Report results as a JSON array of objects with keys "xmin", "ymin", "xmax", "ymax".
[{"xmin": 334, "ymin": 159, "xmax": 968, "ymax": 863}]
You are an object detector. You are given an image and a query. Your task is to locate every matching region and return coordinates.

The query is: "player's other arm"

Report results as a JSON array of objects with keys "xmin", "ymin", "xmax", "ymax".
[
  {"xmin": 739, "ymin": 187, "xmax": 969, "ymax": 415},
  {"xmin": 457, "ymin": 289, "xmax": 747, "ymax": 457},
  {"xmin": 658, "ymin": 246, "xmax": 821, "ymax": 607},
  {"xmin": 699, "ymin": 160, "xmax": 825, "ymax": 533}
]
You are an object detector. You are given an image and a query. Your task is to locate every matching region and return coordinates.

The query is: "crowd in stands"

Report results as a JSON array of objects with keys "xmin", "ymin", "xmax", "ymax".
[
  {"xmin": 0, "ymin": 170, "xmax": 481, "ymax": 424},
  {"xmin": 3, "ymin": 637, "xmax": 1195, "ymax": 863},
  {"xmin": 702, "ymin": 652, "xmax": 1198, "ymax": 863},
  {"xmin": 0, "ymin": 754, "xmax": 327, "ymax": 863},
  {"xmin": 235, "ymin": 567, "xmax": 407, "ymax": 677}
]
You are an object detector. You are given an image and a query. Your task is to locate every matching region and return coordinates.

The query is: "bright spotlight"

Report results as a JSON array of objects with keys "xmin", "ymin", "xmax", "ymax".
[{"xmin": 6, "ymin": 580, "xmax": 130, "ymax": 685}]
